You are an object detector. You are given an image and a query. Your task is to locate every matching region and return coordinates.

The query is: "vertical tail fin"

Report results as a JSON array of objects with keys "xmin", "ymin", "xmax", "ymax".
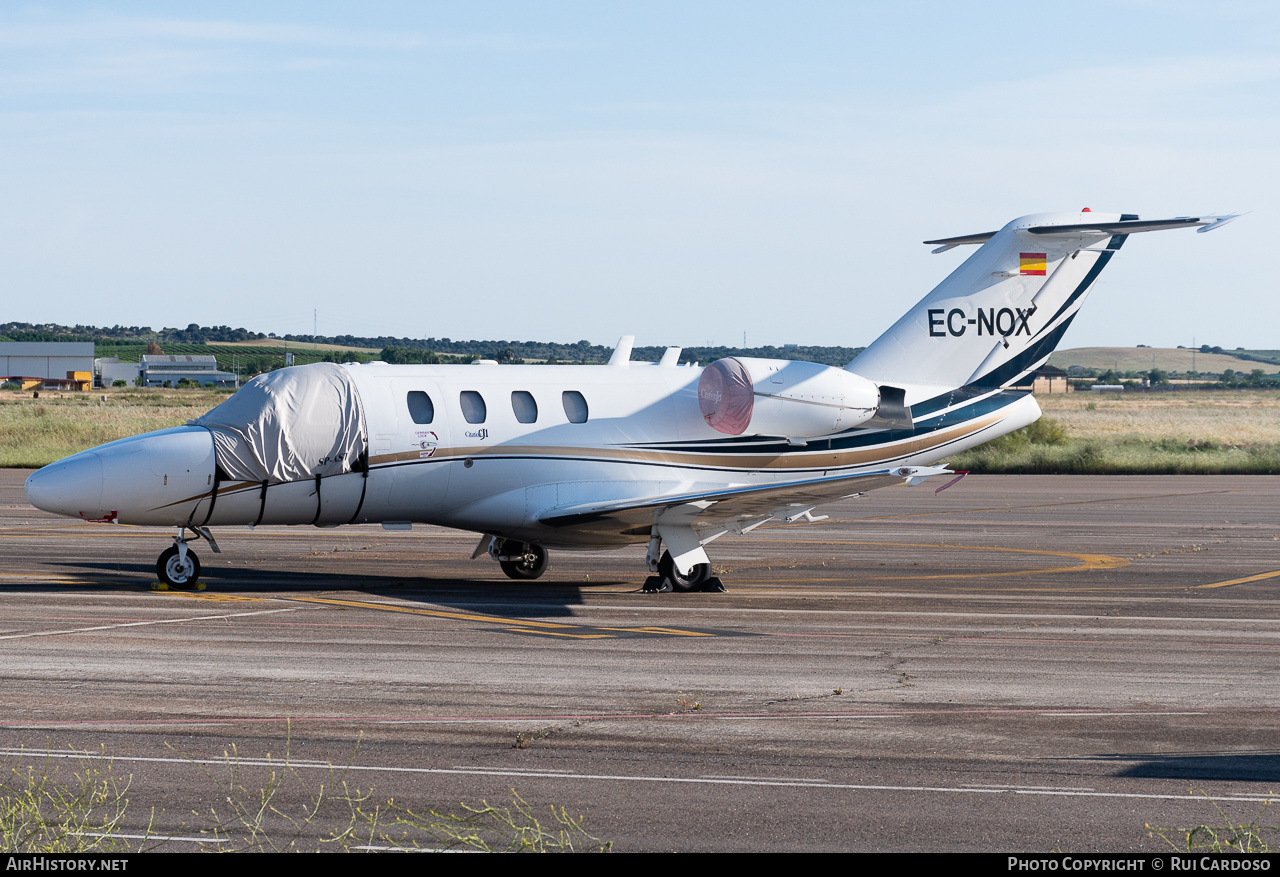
[{"xmin": 847, "ymin": 211, "xmax": 1236, "ymax": 403}]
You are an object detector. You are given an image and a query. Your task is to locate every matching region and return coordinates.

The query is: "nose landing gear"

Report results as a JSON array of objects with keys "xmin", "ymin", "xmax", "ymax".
[
  {"xmin": 157, "ymin": 545, "xmax": 200, "ymax": 589},
  {"xmin": 155, "ymin": 526, "xmax": 220, "ymax": 590}
]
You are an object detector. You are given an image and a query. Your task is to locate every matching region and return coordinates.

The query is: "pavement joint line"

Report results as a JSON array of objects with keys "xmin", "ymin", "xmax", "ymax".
[
  {"xmin": 1043, "ymin": 711, "xmax": 1207, "ymax": 717},
  {"xmin": 4, "ymin": 705, "xmax": 1271, "ymax": 731},
  {"xmin": 286, "ymin": 595, "xmax": 581, "ymax": 629},
  {"xmin": 283, "ymin": 595, "xmax": 713, "ymax": 638},
  {"xmin": 961, "ymin": 784, "xmax": 1096, "ymax": 791},
  {"xmin": 798, "ymin": 489, "xmax": 1240, "ymax": 523},
  {"xmin": 0, "ymin": 606, "xmax": 303, "ymax": 640},
  {"xmin": 0, "ymin": 749, "xmax": 1272, "ymax": 806}
]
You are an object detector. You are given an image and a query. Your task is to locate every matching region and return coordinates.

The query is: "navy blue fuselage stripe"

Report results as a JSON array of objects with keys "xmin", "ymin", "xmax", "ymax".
[
  {"xmin": 623, "ymin": 389, "xmax": 1028, "ymax": 455},
  {"xmin": 971, "ymin": 314, "xmax": 1077, "ymax": 390},
  {"xmin": 1030, "ymin": 250, "xmax": 1112, "ymax": 344}
]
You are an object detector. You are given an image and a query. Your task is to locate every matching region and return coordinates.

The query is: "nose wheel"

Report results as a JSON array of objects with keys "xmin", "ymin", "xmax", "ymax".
[
  {"xmin": 155, "ymin": 526, "xmax": 219, "ymax": 590},
  {"xmin": 157, "ymin": 545, "xmax": 201, "ymax": 588}
]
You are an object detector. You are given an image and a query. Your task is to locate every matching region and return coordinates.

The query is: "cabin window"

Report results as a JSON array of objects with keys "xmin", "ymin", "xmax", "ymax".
[
  {"xmin": 406, "ymin": 391, "xmax": 434, "ymax": 424},
  {"xmin": 562, "ymin": 390, "xmax": 588, "ymax": 423},
  {"xmin": 511, "ymin": 391, "xmax": 538, "ymax": 424},
  {"xmin": 459, "ymin": 391, "xmax": 487, "ymax": 424}
]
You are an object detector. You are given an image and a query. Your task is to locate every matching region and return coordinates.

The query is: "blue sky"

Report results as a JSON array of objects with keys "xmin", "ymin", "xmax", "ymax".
[{"xmin": 0, "ymin": 2, "xmax": 1274, "ymax": 350}]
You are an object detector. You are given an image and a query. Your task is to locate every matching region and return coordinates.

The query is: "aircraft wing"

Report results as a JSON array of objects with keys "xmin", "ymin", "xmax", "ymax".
[{"xmin": 537, "ymin": 465, "xmax": 951, "ymax": 535}]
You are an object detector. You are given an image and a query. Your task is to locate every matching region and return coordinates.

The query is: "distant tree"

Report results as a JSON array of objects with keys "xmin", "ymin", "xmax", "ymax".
[
  {"xmin": 1148, "ymin": 368, "xmax": 1169, "ymax": 386},
  {"xmin": 145, "ymin": 340, "xmax": 164, "ymax": 355},
  {"xmin": 380, "ymin": 346, "xmax": 440, "ymax": 365}
]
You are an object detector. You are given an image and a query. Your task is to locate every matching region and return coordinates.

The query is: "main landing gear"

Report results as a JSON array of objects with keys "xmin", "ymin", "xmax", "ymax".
[
  {"xmin": 155, "ymin": 526, "xmax": 220, "ymax": 589},
  {"xmin": 642, "ymin": 550, "xmax": 725, "ymax": 594},
  {"xmin": 474, "ymin": 534, "xmax": 725, "ymax": 592},
  {"xmin": 493, "ymin": 539, "xmax": 549, "ymax": 580}
]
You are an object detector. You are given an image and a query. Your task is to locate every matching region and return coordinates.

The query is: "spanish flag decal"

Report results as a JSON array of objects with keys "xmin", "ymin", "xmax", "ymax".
[{"xmin": 1019, "ymin": 252, "xmax": 1047, "ymax": 276}]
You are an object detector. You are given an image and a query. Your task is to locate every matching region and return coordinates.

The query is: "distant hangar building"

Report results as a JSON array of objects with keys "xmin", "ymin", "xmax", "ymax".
[
  {"xmin": 139, "ymin": 355, "xmax": 237, "ymax": 387},
  {"xmin": 0, "ymin": 342, "xmax": 95, "ymax": 383}
]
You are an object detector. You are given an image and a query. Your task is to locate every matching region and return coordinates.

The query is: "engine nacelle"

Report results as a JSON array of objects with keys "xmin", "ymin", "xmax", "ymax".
[{"xmin": 697, "ymin": 357, "xmax": 883, "ymax": 438}]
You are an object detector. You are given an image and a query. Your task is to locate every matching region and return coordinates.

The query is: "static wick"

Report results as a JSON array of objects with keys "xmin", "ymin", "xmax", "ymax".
[{"xmin": 934, "ymin": 471, "xmax": 969, "ymax": 496}]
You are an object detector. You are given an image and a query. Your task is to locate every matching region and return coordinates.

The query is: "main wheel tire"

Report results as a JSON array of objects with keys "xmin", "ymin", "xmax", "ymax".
[
  {"xmin": 157, "ymin": 545, "xmax": 200, "ymax": 588},
  {"xmin": 658, "ymin": 550, "xmax": 711, "ymax": 593},
  {"xmin": 498, "ymin": 543, "xmax": 548, "ymax": 580}
]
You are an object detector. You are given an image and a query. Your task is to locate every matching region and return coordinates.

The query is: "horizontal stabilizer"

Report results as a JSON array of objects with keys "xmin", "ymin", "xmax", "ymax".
[
  {"xmin": 1026, "ymin": 216, "xmax": 1238, "ymax": 236},
  {"xmin": 851, "ymin": 210, "xmax": 1239, "ymax": 402},
  {"xmin": 924, "ymin": 231, "xmax": 997, "ymax": 254},
  {"xmin": 924, "ymin": 215, "xmax": 1240, "ymax": 252}
]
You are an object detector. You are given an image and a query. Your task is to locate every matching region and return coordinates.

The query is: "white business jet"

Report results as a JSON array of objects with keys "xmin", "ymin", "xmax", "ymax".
[{"xmin": 24, "ymin": 210, "xmax": 1236, "ymax": 591}]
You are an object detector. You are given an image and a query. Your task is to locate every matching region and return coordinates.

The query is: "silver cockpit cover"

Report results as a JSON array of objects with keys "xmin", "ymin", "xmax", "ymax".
[{"xmin": 193, "ymin": 363, "xmax": 367, "ymax": 484}]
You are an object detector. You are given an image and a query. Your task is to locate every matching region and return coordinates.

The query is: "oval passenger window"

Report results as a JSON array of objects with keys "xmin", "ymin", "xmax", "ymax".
[
  {"xmin": 562, "ymin": 390, "xmax": 588, "ymax": 423},
  {"xmin": 511, "ymin": 391, "xmax": 538, "ymax": 424},
  {"xmin": 460, "ymin": 391, "xmax": 487, "ymax": 424},
  {"xmin": 406, "ymin": 391, "xmax": 434, "ymax": 424}
]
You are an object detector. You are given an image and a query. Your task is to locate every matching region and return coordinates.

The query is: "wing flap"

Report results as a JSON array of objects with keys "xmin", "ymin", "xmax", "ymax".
[{"xmin": 537, "ymin": 466, "xmax": 949, "ymax": 532}]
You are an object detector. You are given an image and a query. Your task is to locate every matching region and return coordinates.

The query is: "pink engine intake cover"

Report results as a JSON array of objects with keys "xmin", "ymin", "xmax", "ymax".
[{"xmin": 698, "ymin": 358, "xmax": 754, "ymax": 435}]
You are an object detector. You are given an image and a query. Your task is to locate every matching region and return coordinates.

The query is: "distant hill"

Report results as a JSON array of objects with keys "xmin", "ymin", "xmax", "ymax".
[
  {"xmin": 0, "ymin": 322, "xmax": 863, "ymax": 369},
  {"xmin": 1048, "ymin": 347, "xmax": 1270, "ymax": 375},
  {"xmin": 1236, "ymin": 350, "xmax": 1280, "ymax": 367},
  {"xmin": 206, "ymin": 339, "xmax": 382, "ymax": 353}
]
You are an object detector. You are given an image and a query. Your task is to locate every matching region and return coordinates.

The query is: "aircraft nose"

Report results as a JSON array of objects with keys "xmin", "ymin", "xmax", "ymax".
[{"xmin": 25, "ymin": 451, "xmax": 105, "ymax": 519}]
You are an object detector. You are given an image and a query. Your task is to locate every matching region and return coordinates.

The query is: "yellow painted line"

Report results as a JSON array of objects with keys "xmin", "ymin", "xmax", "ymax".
[
  {"xmin": 0, "ymin": 574, "xmax": 113, "ymax": 583},
  {"xmin": 287, "ymin": 596, "xmax": 579, "ymax": 629},
  {"xmin": 287, "ymin": 596, "xmax": 713, "ymax": 639},
  {"xmin": 773, "ymin": 540, "xmax": 1128, "ymax": 580},
  {"xmin": 507, "ymin": 628, "xmax": 616, "ymax": 639},
  {"xmin": 1194, "ymin": 570, "xmax": 1280, "ymax": 590},
  {"xmin": 596, "ymin": 626, "xmax": 715, "ymax": 637},
  {"xmin": 170, "ymin": 593, "xmax": 270, "ymax": 603}
]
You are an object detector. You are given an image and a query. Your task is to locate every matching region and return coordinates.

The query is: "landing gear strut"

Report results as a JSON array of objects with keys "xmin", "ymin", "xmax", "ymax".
[
  {"xmin": 156, "ymin": 526, "xmax": 220, "ymax": 589},
  {"xmin": 494, "ymin": 539, "xmax": 549, "ymax": 580}
]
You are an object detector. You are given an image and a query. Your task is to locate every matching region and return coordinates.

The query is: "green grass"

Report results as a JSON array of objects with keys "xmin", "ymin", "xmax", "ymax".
[
  {"xmin": 0, "ymin": 388, "xmax": 227, "ymax": 468},
  {"xmin": 1147, "ymin": 791, "xmax": 1277, "ymax": 853},
  {"xmin": 952, "ymin": 414, "xmax": 1280, "ymax": 474},
  {"xmin": 953, "ymin": 433, "xmax": 1280, "ymax": 474},
  {"xmin": 951, "ymin": 390, "xmax": 1280, "ymax": 474},
  {"xmin": 2, "ymin": 741, "xmax": 611, "ymax": 853}
]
